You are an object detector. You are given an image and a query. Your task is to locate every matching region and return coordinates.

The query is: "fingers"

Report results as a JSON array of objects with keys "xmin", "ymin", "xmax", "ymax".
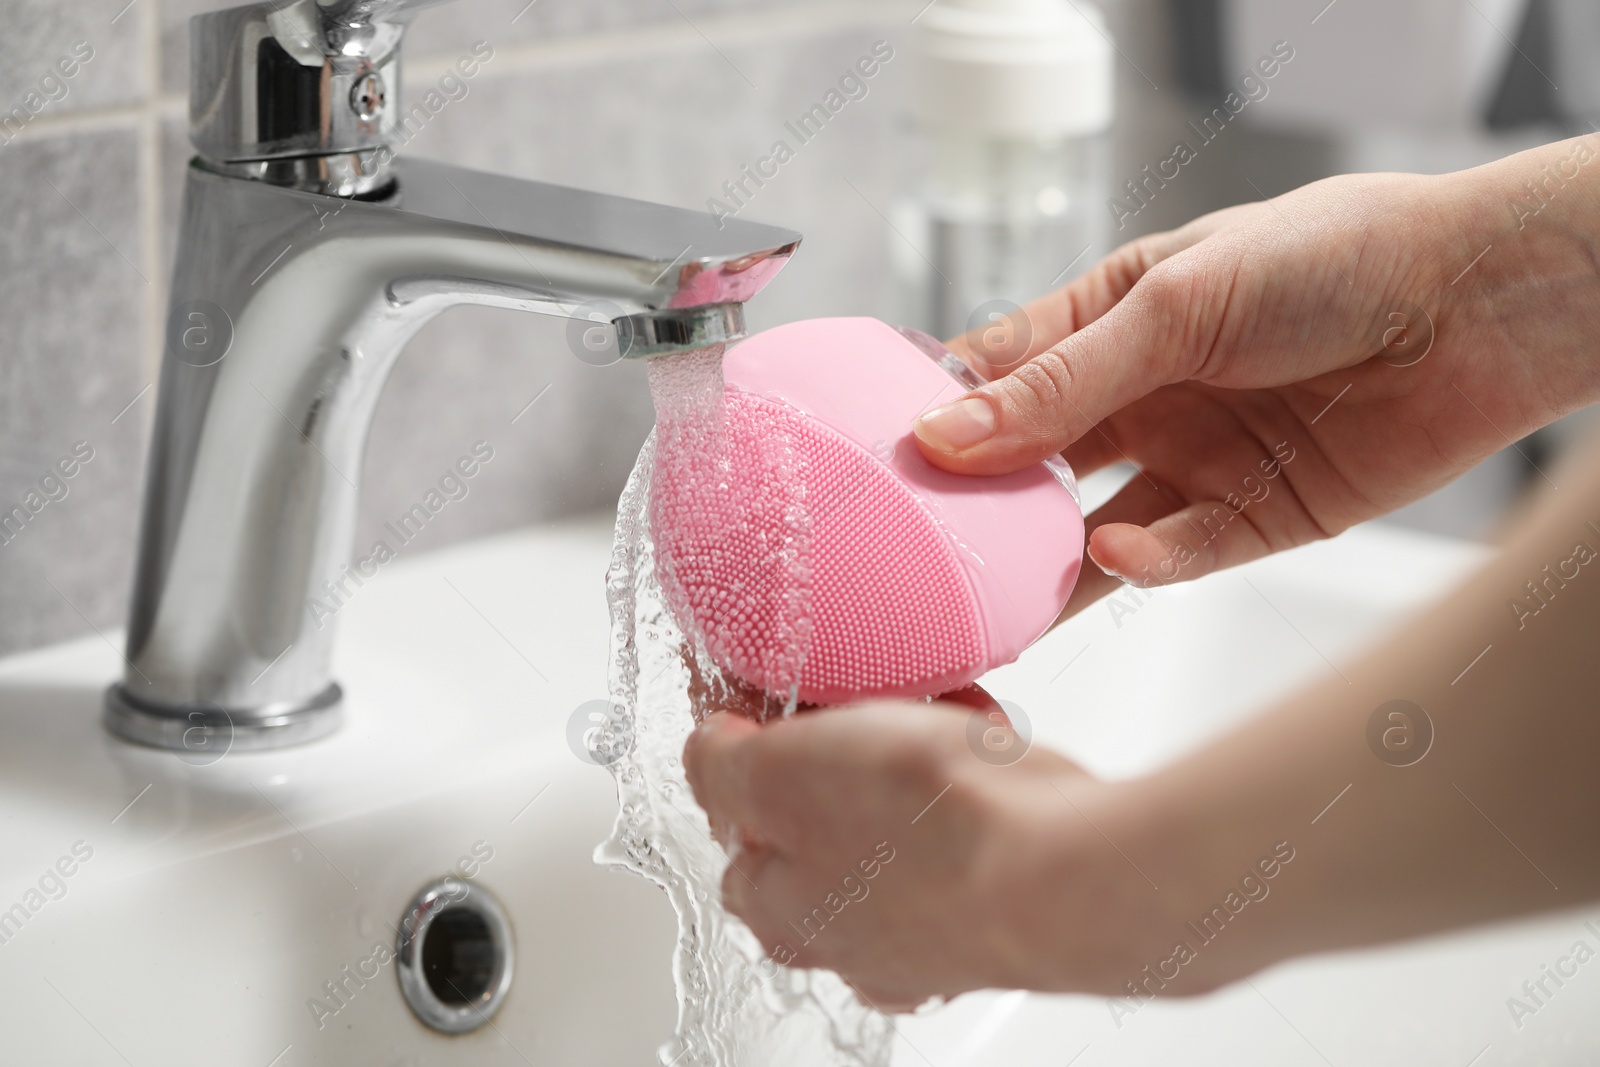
[
  {"xmin": 682, "ymin": 711, "xmax": 764, "ymax": 829},
  {"xmin": 720, "ymin": 836, "xmax": 778, "ymax": 915},
  {"xmin": 1053, "ymin": 472, "xmax": 1184, "ymax": 622},
  {"xmin": 686, "ymin": 705, "xmax": 949, "ymax": 846},
  {"xmin": 944, "ymin": 242, "xmax": 1151, "ymax": 378},
  {"xmin": 683, "ymin": 703, "xmax": 1078, "ymax": 1003},
  {"xmin": 931, "ymin": 682, "xmax": 1001, "ymax": 715},
  {"xmin": 919, "ymin": 209, "xmax": 1261, "ymax": 477},
  {"xmin": 1088, "ymin": 498, "xmax": 1275, "ymax": 588},
  {"xmin": 718, "ymin": 849, "xmax": 929, "ymax": 1014},
  {"xmin": 1074, "ymin": 461, "xmax": 1281, "ymax": 592},
  {"xmin": 1058, "ymin": 423, "xmax": 1131, "ymax": 479},
  {"xmin": 916, "ymin": 279, "xmax": 1199, "ymax": 476},
  {"xmin": 943, "ymin": 220, "xmax": 1223, "ymax": 380}
]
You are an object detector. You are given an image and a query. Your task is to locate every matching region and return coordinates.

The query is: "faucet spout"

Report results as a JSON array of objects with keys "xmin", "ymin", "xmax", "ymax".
[{"xmin": 106, "ymin": 156, "xmax": 799, "ymax": 751}]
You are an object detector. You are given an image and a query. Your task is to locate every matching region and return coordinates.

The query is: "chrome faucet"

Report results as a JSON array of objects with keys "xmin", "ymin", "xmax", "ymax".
[{"xmin": 105, "ymin": 0, "xmax": 800, "ymax": 752}]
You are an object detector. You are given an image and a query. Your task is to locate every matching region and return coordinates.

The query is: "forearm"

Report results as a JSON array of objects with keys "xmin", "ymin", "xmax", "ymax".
[
  {"xmin": 1444, "ymin": 134, "xmax": 1600, "ymax": 429},
  {"xmin": 681, "ymin": 135, "xmax": 1600, "ymax": 1009},
  {"xmin": 1111, "ymin": 434, "xmax": 1600, "ymax": 995}
]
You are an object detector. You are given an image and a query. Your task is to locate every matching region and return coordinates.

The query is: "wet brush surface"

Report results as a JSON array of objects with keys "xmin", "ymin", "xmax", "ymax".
[
  {"xmin": 646, "ymin": 318, "xmax": 1083, "ymax": 708},
  {"xmin": 653, "ymin": 388, "xmax": 988, "ymax": 704},
  {"xmin": 596, "ymin": 345, "xmax": 892, "ymax": 1067}
]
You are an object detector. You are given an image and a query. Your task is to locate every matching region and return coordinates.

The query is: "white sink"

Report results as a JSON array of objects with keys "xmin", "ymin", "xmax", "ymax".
[
  {"xmin": 896, "ymin": 521, "xmax": 1600, "ymax": 1067},
  {"xmin": 1, "ymin": 514, "xmax": 1594, "ymax": 1065},
  {"xmin": 0, "ymin": 517, "xmax": 675, "ymax": 1065}
]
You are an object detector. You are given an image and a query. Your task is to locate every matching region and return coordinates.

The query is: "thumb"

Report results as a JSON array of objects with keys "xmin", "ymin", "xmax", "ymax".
[
  {"xmin": 682, "ymin": 711, "xmax": 764, "ymax": 826},
  {"xmin": 912, "ymin": 279, "xmax": 1195, "ymax": 475}
]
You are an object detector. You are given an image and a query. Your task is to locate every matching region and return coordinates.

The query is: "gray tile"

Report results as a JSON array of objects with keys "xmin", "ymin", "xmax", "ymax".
[
  {"xmin": 355, "ymin": 310, "xmax": 656, "ymax": 558},
  {"xmin": 157, "ymin": 0, "xmax": 233, "ymax": 96},
  {"xmin": 397, "ymin": 22, "xmax": 911, "ymax": 326},
  {"xmin": 0, "ymin": 129, "xmax": 152, "ymax": 656},
  {"xmin": 0, "ymin": 0, "xmax": 149, "ymax": 117},
  {"xmin": 405, "ymin": 0, "xmax": 797, "ymax": 69},
  {"xmin": 158, "ymin": 0, "xmax": 804, "ymax": 96}
]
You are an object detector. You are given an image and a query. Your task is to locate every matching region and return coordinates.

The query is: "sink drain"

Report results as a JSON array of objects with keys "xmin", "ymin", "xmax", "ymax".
[{"xmin": 396, "ymin": 878, "xmax": 514, "ymax": 1033}]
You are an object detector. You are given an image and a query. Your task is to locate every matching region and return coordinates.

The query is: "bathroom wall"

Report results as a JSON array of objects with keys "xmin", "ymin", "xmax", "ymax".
[
  {"xmin": 1, "ymin": 0, "xmax": 1588, "ymax": 657},
  {"xmin": 0, "ymin": 0, "xmax": 925, "ymax": 656}
]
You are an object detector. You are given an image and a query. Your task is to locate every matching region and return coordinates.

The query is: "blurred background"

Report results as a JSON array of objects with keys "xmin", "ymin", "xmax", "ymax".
[{"xmin": 1, "ymin": 0, "xmax": 1597, "ymax": 657}]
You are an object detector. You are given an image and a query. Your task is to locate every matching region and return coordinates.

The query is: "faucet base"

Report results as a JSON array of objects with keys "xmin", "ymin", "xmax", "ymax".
[{"xmin": 103, "ymin": 683, "xmax": 344, "ymax": 755}]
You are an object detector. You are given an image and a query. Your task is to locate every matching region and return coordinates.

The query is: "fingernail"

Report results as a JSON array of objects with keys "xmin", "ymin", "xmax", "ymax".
[
  {"xmin": 1087, "ymin": 542, "xmax": 1141, "ymax": 587},
  {"xmin": 915, "ymin": 395, "xmax": 996, "ymax": 451}
]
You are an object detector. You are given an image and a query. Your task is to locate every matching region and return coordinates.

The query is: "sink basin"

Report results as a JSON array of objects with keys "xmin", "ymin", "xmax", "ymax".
[
  {"xmin": 2, "ymin": 513, "xmax": 1594, "ymax": 1064},
  {"xmin": 0, "ymin": 517, "xmax": 675, "ymax": 1065},
  {"xmin": 896, "ymin": 520, "xmax": 1600, "ymax": 1067}
]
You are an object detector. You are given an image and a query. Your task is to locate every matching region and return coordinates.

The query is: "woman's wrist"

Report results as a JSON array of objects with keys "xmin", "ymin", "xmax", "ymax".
[
  {"xmin": 1088, "ymin": 768, "xmax": 1293, "ymax": 999},
  {"xmin": 1079, "ymin": 432, "xmax": 1600, "ymax": 996},
  {"xmin": 1014, "ymin": 771, "xmax": 1228, "ymax": 998},
  {"xmin": 1445, "ymin": 136, "xmax": 1600, "ymax": 416}
]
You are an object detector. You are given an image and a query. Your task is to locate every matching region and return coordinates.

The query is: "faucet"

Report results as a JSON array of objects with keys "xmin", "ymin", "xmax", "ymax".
[{"xmin": 105, "ymin": 0, "xmax": 801, "ymax": 752}]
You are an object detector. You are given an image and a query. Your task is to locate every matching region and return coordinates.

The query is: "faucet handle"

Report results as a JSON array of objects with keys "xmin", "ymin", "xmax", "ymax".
[{"xmin": 190, "ymin": 0, "xmax": 436, "ymax": 195}]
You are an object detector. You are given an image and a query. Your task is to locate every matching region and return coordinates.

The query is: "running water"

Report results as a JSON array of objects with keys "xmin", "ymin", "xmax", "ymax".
[{"xmin": 594, "ymin": 345, "xmax": 893, "ymax": 1067}]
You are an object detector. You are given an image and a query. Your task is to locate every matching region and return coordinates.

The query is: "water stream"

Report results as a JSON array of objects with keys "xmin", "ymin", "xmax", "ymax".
[{"xmin": 593, "ymin": 345, "xmax": 893, "ymax": 1066}]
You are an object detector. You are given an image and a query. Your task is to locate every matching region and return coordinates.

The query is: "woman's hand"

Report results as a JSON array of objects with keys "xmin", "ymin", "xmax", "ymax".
[
  {"xmin": 681, "ymin": 139, "xmax": 1600, "ymax": 1012},
  {"xmin": 682, "ymin": 429, "xmax": 1600, "ymax": 1012},
  {"xmin": 917, "ymin": 138, "xmax": 1600, "ymax": 616},
  {"xmin": 681, "ymin": 701, "xmax": 1164, "ymax": 1009}
]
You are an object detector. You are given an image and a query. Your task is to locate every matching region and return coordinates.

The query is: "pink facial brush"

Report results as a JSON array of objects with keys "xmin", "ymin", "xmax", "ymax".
[{"xmin": 650, "ymin": 317, "xmax": 1084, "ymax": 706}]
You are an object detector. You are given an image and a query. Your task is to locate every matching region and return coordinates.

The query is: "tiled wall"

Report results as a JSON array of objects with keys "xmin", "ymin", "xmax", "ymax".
[
  {"xmin": 0, "ymin": 0, "xmax": 942, "ymax": 657},
  {"xmin": 0, "ymin": 0, "xmax": 1573, "ymax": 657}
]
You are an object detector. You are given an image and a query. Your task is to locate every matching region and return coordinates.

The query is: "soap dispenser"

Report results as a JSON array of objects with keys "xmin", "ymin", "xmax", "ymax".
[{"xmin": 895, "ymin": 0, "xmax": 1114, "ymax": 348}]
